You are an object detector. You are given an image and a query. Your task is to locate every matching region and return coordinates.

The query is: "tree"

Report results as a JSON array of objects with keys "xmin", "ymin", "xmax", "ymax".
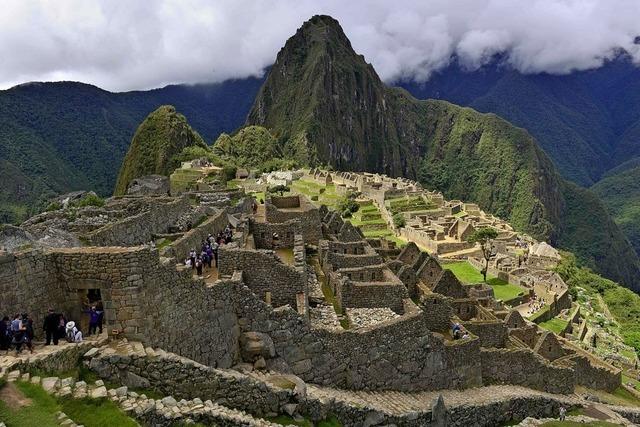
[
  {"xmin": 392, "ymin": 212, "xmax": 406, "ymax": 228},
  {"xmin": 269, "ymin": 185, "xmax": 290, "ymax": 196},
  {"xmin": 467, "ymin": 227, "xmax": 499, "ymax": 282}
]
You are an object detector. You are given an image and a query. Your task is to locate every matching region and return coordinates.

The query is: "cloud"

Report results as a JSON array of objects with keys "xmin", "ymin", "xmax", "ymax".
[{"xmin": 1, "ymin": 0, "xmax": 639, "ymax": 91}]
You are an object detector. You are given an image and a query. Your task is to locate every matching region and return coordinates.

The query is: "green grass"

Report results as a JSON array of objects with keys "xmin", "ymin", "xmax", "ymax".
[
  {"xmin": 267, "ymin": 415, "xmax": 342, "ymax": 427},
  {"xmin": 444, "ymin": 261, "xmax": 524, "ymax": 302},
  {"xmin": 290, "ymin": 180, "xmax": 341, "ymax": 209},
  {"xmin": 60, "ymin": 397, "xmax": 138, "ymax": 427},
  {"xmin": 0, "ymin": 380, "xmax": 139, "ymax": 427},
  {"xmin": 539, "ymin": 317, "xmax": 569, "ymax": 334},
  {"xmin": 0, "ymin": 381, "xmax": 60, "ymax": 427},
  {"xmin": 539, "ymin": 421, "xmax": 621, "ymax": 427},
  {"xmin": 612, "ymin": 386, "xmax": 640, "ymax": 406}
]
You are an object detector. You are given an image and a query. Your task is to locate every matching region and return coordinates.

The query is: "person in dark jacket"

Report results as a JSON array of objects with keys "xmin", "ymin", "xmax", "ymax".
[
  {"xmin": 83, "ymin": 306, "xmax": 102, "ymax": 336},
  {"xmin": 0, "ymin": 316, "xmax": 10, "ymax": 351},
  {"xmin": 22, "ymin": 314, "xmax": 34, "ymax": 354},
  {"xmin": 43, "ymin": 308, "xmax": 59, "ymax": 345}
]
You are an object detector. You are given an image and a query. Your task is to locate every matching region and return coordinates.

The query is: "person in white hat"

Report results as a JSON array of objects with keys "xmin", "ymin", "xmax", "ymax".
[{"xmin": 65, "ymin": 321, "xmax": 83, "ymax": 343}]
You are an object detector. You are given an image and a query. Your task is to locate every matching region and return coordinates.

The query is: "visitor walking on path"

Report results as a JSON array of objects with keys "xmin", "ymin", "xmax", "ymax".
[
  {"xmin": 0, "ymin": 316, "xmax": 11, "ymax": 352},
  {"xmin": 43, "ymin": 308, "xmax": 60, "ymax": 345},
  {"xmin": 195, "ymin": 257, "xmax": 203, "ymax": 276},
  {"xmin": 22, "ymin": 314, "xmax": 34, "ymax": 354}
]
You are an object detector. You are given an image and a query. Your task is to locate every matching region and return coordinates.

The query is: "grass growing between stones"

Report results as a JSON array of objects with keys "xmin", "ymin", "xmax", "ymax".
[
  {"xmin": 539, "ymin": 317, "xmax": 569, "ymax": 334},
  {"xmin": 0, "ymin": 380, "xmax": 139, "ymax": 427},
  {"xmin": 443, "ymin": 261, "xmax": 524, "ymax": 302},
  {"xmin": 268, "ymin": 414, "xmax": 342, "ymax": 427},
  {"xmin": 60, "ymin": 397, "xmax": 138, "ymax": 427}
]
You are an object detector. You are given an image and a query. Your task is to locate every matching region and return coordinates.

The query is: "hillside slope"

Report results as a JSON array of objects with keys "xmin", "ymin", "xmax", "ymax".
[
  {"xmin": 246, "ymin": 14, "xmax": 640, "ymax": 290},
  {"xmin": 114, "ymin": 106, "xmax": 207, "ymax": 195},
  {"xmin": 592, "ymin": 165, "xmax": 640, "ymax": 255},
  {"xmin": 399, "ymin": 57, "xmax": 640, "ymax": 186},
  {"xmin": 0, "ymin": 78, "xmax": 262, "ymax": 222}
]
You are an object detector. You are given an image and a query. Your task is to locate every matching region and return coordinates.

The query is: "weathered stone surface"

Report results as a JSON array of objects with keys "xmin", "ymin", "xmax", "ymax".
[{"xmin": 90, "ymin": 386, "xmax": 108, "ymax": 399}]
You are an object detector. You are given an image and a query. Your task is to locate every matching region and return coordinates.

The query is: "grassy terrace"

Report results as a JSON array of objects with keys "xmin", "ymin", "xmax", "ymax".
[
  {"xmin": 0, "ymin": 380, "xmax": 137, "ymax": 427},
  {"xmin": 539, "ymin": 317, "xmax": 569, "ymax": 334},
  {"xmin": 444, "ymin": 261, "xmax": 525, "ymax": 303},
  {"xmin": 290, "ymin": 179, "xmax": 342, "ymax": 209},
  {"xmin": 386, "ymin": 195, "xmax": 434, "ymax": 215}
]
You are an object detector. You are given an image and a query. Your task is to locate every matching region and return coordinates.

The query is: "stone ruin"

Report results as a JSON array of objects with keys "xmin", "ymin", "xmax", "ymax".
[{"xmin": 0, "ymin": 173, "xmax": 631, "ymax": 426}]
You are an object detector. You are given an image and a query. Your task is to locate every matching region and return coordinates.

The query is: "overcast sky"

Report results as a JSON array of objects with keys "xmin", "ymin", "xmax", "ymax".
[{"xmin": 2, "ymin": 0, "xmax": 640, "ymax": 91}]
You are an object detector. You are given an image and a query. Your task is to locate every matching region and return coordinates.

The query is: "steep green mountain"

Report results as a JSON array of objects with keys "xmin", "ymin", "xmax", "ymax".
[
  {"xmin": 247, "ymin": 14, "xmax": 640, "ymax": 290},
  {"xmin": 114, "ymin": 106, "xmax": 206, "ymax": 195},
  {"xmin": 592, "ymin": 164, "xmax": 640, "ymax": 255},
  {"xmin": 399, "ymin": 57, "xmax": 640, "ymax": 187},
  {"xmin": 0, "ymin": 78, "xmax": 263, "ymax": 222}
]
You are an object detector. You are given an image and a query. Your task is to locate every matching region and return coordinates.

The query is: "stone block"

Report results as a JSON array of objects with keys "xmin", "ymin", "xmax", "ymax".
[
  {"xmin": 90, "ymin": 386, "xmax": 108, "ymax": 399},
  {"xmin": 42, "ymin": 377, "xmax": 60, "ymax": 393}
]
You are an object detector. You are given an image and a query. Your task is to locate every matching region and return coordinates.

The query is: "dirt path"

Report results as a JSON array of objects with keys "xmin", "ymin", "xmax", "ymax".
[{"xmin": 0, "ymin": 382, "xmax": 31, "ymax": 410}]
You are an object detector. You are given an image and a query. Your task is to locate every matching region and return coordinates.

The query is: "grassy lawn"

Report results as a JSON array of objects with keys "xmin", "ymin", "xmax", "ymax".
[
  {"xmin": 539, "ymin": 317, "xmax": 569, "ymax": 334},
  {"xmin": 0, "ymin": 381, "xmax": 138, "ymax": 427},
  {"xmin": 444, "ymin": 261, "xmax": 524, "ymax": 302},
  {"xmin": 290, "ymin": 180, "xmax": 341, "ymax": 209},
  {"xmin": 539, "ymin": 422, "xmax": 621, "ymax": 427}
]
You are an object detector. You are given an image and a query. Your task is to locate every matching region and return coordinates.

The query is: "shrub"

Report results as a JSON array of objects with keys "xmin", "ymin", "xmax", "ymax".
[
  {"xmin": 342, "ymin": 209, "xmax": 352, "ymax": 218},
  {"xmin": 222, "ymin": 165, "xmax": 237, "ymax": 183},
  {"xmin": 392, "ymin": 212, "xmax": 406, "ymax": 228},
  {"xmin": 73, "ymin": 193, "xmax": 105, "ymax": 208},
  {"xmin": 45, "ymin": 201, "xmax": 62, "ymax": 212},
  {"xmin": 338, "ymin": 197, "xmax": 359, "ymax": 214}
]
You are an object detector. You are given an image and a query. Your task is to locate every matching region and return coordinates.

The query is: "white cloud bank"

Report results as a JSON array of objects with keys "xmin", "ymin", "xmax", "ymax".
[{"xmin": 1, "ymin": 0, "xmax": 639, "ymax": 91}]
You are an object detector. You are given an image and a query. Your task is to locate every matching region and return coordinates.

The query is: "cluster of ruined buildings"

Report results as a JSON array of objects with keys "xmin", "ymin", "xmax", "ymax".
[{"xmin": 0, "ymin": 167, "xmax": 625, "ymax": 424}]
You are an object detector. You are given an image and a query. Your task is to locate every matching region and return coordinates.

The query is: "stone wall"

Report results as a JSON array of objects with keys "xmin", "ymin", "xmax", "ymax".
[
  {"xmin": 142, "ymin": 267, "xmax": 241, "ymax": 369},
  {"xmin": 218, "ymin": 246, "xmax": 306, "ymax": 308},
  {"xmin": 162, "ymin": 208, "xmax": 229, "ymax": 259},
  {"xmin": 83, "ymin": 196, "xmax": 191, "ymax": 246},
  {"xmin": 334, "ymin": 275, "xmax": 409, "ymax": 314},
  {"xmin": 420, "ymin": 293, "xmax": 454, "ymax": 332},
  {"xmin": 235, "ymin": 284, "xmax": 483, "ymax": 392},
  {"xmin": 463, "ymin": 320, "xmax": 508, "ymax": 348},
  {"xmin": 265, "ymin": 196, "xmax": 322, "ymax": 244},
  {"xmin": 88, "ymin": 350, "xmax": 293, "ymax": 417},
  {"xmin": 250, "ymin": 219, "xmax": 300, "ymax": 249},
  {"xmin": 0, "ymin": 249, "xmax": 64, "ymax": 339},
  {"xmin": 555, "ymin": 354, "xmax": 621, "ymax": 392},
  {"xmin": 480, "ymin": 348, "xmax": 574, "ymax": 394}
]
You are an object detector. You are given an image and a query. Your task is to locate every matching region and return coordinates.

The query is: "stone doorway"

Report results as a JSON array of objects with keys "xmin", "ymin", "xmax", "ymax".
[{"xmin": 74, "ymin": 288, "xmax": 102, "ymax": 336}]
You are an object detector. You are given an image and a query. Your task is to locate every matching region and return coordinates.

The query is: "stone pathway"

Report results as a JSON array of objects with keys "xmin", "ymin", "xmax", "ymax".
[{"xmin": 0, "ymin": 334, "xmax": 108, "ymax": 377}]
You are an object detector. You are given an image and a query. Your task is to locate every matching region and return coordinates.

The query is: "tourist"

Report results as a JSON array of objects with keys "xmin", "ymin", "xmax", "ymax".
[
  {"xmin": 84, "ymin": 305, "xmax": 101, "ymax": 337},
  {"xmin": 57, "ymin": 313, "xmax": 67, "ymax": 341},
  {"xmin": 212, "ymin": 242, "xmax": 219, "ymax": 267},
  {"xmin": 0, "ymin": 316, "xmax": 10, "ymax": 352},
  {"xmin": 559, "ymin": 406, "xmax": 566, "ymax": 421},
  {"xmin": 206, "ymin": 244, "xmax": 213, "ymax": 268},
  {"xmin": 195, "ymin": 256, "xmax": 203, "ymax": 276},
  {"xmin": 96, "ymin": 300, "xmax": 104, "ymax": 334},
  {"xmin": 43, "ymin": 308, "xmax": 60, "ymax": 345},
  {"xmin": 189, "ymin": 249, "xmax": 197, "ymax": 269},
  {"xmin": 200, "ymin": 249, "xmax": 209, "ymax": 269},
  {"xmin": 11, "ymin": 314, "xmax": 24, "ymax": 353},
  {"xmin": 65, "ymin": 321, "xmax": 83, "ymax": 343},
  {"xmin": 22, "ymin": 314, "xmax": 35, "ymax": 354}
]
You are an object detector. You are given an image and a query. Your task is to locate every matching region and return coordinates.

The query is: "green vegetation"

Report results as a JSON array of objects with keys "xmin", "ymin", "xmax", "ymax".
[
  {"xmin": 592, "ymin": 165, "xmax": 640, "ymax": 255},
  {"xmin": 444, "ymin": 261, "xmax": 524, "ymax": 302},
  {"xmin": 466, "ymin": 227, "xmax": 499, "ymax": 282},
  {"xmin": 539, "ymin": 317, "xmax": 569, "ymax": 334},
  {"xmin": 289, "ymin": 180, "xmax": 341, "ymax": 209},
  {"xmin": 70, "ymin": 193, "xmax": 105, "ymax": 208},
  {"xmin": 114, "ymin": 105, "xmax": 207, "ymax": 195},
  {"xmin": 555, "ymin": 253, "xmax": 640, "ymax": 353},
  {"xmin": 0, "ymin": 380, "xmax": 137, "ymax": 427},
  {"xmin": 387, "ymin": 196, "xmax": 434, "ymax": 215},
  {"xmin": 538, "ymin": 421, "xmax": 621, "ymax": 427},
  {"xmin": 392, "ymin": 212, "xmax": 406, "ymax": 228},
  {"xmin": 267, "ymin": 415, "xmax": 342, "ymax": 427},
  {"xmin": 268, "ymin": 184, "xmax": 290, "ymax": 196}
]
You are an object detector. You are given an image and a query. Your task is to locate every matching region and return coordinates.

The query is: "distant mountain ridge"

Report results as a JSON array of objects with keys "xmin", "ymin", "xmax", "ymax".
[
  {"xmin": 245, "ymin": 14, "xmax": 640, "ymax": 290},
  {"xmin": 0, "ymin": 78, "xmax": 263, "ymax": 222},
  {"xmin": 399, "ymin": 55, "xmax": 640, "ymax": 186}
]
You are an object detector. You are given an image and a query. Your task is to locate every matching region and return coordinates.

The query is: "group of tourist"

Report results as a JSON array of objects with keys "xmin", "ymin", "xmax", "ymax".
[
  {"xmin": 184, "ymin": 225, "xmax": 233, "ymax": 277},
  {"xmin": 0, "ymin": 303, "xmax": 105, "ymax": 355},
  {"xmin": 526, "ymin": 294, "xmax": 544, "ymax": 316},
  {"xmin": 452, "ymin": 322, "xmax": 470, "ymax": 340}
]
